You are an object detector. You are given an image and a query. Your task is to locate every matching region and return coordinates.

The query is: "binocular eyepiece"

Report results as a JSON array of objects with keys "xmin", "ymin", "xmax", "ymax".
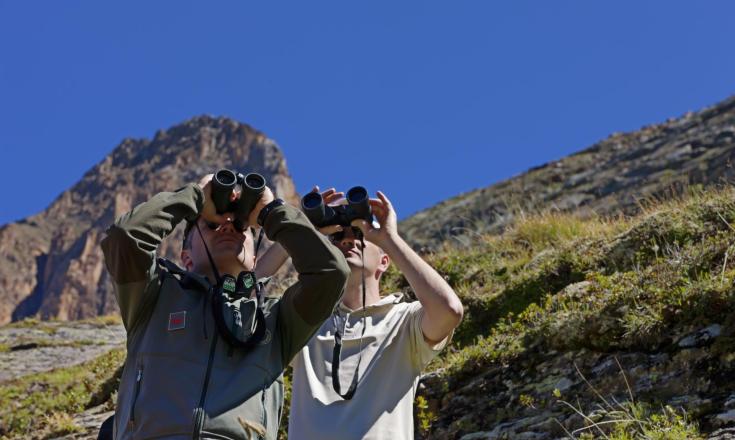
[
  {"xmin": 211, "ymin": 168, "xmax": 266, "ymax": 231},
  {"xmin": 301, "ymin": 186, "xmax": 372, "ymax": 229}
]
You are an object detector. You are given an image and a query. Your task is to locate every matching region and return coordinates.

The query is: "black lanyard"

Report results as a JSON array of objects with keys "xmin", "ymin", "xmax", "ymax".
[{"xmin": 331, "ymin": 237, "xmax": 367, "ymax": 400}]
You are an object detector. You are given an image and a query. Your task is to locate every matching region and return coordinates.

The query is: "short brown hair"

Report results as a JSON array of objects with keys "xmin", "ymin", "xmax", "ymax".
[{"xmin": 182, "ymin": 218, "xmax": 197, "ymax": 251}]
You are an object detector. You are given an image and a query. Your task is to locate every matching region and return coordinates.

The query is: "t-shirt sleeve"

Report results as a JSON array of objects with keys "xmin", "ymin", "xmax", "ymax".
[{"xmin": 405, "ymin": 301, "xmax": 453, "ymax": 369}]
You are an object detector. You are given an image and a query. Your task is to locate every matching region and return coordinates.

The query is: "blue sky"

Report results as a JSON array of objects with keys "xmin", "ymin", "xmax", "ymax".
[{"xmin": 1, "ymin": 1, "xmax": 734, "ymax": 225}]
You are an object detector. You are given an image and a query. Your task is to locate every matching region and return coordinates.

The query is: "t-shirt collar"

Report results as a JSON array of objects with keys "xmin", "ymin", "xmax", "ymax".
[{"xmin": 337, "ymin": 292, "xmax": 404, "ymax": 315}]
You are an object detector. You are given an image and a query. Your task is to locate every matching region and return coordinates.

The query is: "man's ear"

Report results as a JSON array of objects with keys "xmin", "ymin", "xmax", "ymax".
[
  {"xmin": 375, "ymin": 252, "xmax": 390, "ymax": 280},
  {"xmin": 181, "ymin": 250, "xmax": 194, "ymax": 272}
]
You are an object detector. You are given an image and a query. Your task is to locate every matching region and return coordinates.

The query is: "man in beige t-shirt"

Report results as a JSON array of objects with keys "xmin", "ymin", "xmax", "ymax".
[{"xmin": 280, "ymin": 188, "xmax": 464, "ymax": 439}]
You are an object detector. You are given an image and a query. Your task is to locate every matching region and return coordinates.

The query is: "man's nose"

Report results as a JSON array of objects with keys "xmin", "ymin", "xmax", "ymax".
[
  {"xmin": 339, "ymin": 236, "xmax": 355, "ymax": 248},
  {"xmin": 339, "ymin": 229, "xmax": 357, "ymax": 248},
  {"xmin": 218, "ymin": 221, "xmax": 239, "ymax": 234}
]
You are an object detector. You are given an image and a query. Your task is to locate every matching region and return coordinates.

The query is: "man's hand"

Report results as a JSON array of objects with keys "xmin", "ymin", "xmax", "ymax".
[
  {"xmin": 198, "ymin": 174, "xmax": 274, "ymax": 228},
  {"xmin": 351, "ymin": 191, "xmax": 399, "ymax": 248},
  {"xmin": 248, "ymin": 186, "xmax": 275, "ymax": 227},
  {"xmin": 310, "ymin": 186, "xmax": 345, "ymax": 236},
  {"xmin": 197, "ymin": 174, "xmax": 234, "ymax": 224},
  {"xmin": 255, "ymin": 185, "xmax": 342, "ymax": 279}
]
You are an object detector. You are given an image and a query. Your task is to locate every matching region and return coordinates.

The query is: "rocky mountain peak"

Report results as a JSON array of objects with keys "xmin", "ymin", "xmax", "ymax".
[{"xmin": 0, "ymin": 117, "xmax": 298, "ymax": 325}]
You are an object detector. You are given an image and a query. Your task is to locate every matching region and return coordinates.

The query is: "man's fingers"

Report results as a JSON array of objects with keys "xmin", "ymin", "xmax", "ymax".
[
  {"xmin": 368, "ymin": 199, "xmax": 388, "ymax": 216},
  {"xmin": 376, "ymin": 191, "xmax": 394, "ymax": 209},
  {"xmin": 372, "ymin": 206, "xmax": 387, "ymax": 218},
  {"xmin": 198, "ymin": 174, "xmax": 214, "ymax": 188},
  {"xmin": 350, "ymin": 219, "xmax": 371, "ymax": 235},
  {"xmin": 208, "ymin": 213, "xmax": 231, "ymax": 224},
  {"xmin": 311, "ymin": 185, "xmax": 320, "ymax": 193},
  {"xmin": 319, "ymin": 225, "xmax": 343, "ymax": 235},
  {"xmin": 324, "ymin": 192, "xmax": 345, "ymax": 205},
  {"xmin": 368, "ymin": 199, "xmax": 385, "ymax": 210}
]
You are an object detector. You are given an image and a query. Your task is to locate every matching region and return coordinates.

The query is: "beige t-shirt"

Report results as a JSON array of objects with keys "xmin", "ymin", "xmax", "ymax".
[{"xmin": 287, "ymin": 294, "xmax": 449, "ymax": 440}]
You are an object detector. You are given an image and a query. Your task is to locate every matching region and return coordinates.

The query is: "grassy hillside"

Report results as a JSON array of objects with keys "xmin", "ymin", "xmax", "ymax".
[
  {"xmin": 0, "ymin": 347, "xmax": 123, "ymax": 439},
  {"xmin": 384, "ymin": 185, "xmax": 735, "ymax": 438},
  {"xmin": 3, "ymin": 186, "xmax": 735, "ymax": 439}
]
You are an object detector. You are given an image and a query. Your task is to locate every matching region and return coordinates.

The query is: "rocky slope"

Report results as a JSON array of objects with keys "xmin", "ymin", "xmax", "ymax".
[
  {"xmin": 401, "ymin": 96, "xmax": 735, "ymax": 250},
  {"xmin": 393, "ymin": 188, "xmax": 735, "ymax": 439},
  {"xmin": 0, "ymin": 117, "xmax": 299, "ymax": 325}
]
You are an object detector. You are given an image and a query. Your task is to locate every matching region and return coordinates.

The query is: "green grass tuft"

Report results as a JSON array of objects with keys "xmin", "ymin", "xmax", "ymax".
[{"xmin": 0, "ymin": 348, "xmax": 125, "ymax": 439}]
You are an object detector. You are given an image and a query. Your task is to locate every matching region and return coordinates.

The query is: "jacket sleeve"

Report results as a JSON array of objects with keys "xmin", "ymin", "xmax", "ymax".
[
  {"xmin": 263, "ymin": 204, "xmax": 350, "ymax": 364},
  {"xmin": 100, "ymin": 184, "xmax": 204, "ymax": 333}
]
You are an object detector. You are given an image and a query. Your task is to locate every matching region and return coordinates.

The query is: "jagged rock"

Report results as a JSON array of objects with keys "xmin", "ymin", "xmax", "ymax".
[
  {"xmin": 553, "ymin": 377, "xmax": 574, "ymax": 393},
  {"xmin": 0, "ymin": 320, "xmax": 126, "ymax": 382},
  {"xmin": 0, "ymin": 117, "xmax": 299, "ymax": 325},
  {"xmin": 425, "ymin": 345, "xmax": 735, "ymax": 439},
  {"xmin": 709, "ymin": 427, "xmax": 735, "ymax": 440},
  {"xmin": 458, "ymin": 413, "xmax": 556, "ymax": 439},
  {"xmin": 679, "ymin": 324, "xmax": 723, "ymax": 348},
  {"xmin": 715, "ymin": 410, "xmax": 735, "ymax": 426}
]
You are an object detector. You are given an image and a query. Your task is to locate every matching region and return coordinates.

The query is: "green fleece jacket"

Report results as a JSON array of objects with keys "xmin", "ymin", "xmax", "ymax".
[{"xmin": 100, "ymin": 183, "xmax": 349, "ymax": 440}]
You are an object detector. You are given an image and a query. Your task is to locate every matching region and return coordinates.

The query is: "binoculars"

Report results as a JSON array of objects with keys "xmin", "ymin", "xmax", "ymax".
[
  {"xmin": 210, "ymin": 168, "xmax": 266, "ymax": 231},
  {"xmin": 301, "ymin": 186, "xmax": 373, "ymax": 229}
]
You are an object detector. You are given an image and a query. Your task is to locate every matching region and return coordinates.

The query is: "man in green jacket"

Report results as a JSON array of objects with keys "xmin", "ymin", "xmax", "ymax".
[{"xmin": 100, "ymin": 174, "xmax": 350, "ymax": 440}]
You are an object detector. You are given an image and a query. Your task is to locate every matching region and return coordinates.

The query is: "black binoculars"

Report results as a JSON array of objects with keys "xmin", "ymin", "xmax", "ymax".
[
  {"xmin": 301, "ymin": 186, "xmax": 373, "ymax": 230},
  {"xmin": 210, "ymin": 168, "xmax": 266, "ymax": 231}
]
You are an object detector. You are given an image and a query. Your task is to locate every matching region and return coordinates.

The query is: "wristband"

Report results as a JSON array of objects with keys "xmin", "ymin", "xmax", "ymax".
[{"xmin": 257, "ymin": 198, "xmax": 285, "ymax": 227}]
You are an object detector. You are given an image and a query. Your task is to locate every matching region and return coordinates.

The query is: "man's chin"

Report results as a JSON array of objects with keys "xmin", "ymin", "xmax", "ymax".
[
  {"xmin": 346, "ymin": 257, "xmax": 364, "ymax": 268},
  {"xmin": 212, "ymin": 242, "xmax": 244, "ymax": 255}
]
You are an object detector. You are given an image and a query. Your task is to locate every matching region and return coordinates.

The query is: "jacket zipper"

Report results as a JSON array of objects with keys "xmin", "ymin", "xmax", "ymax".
[
  {"xmin": 193, "ymin": 331, "xmax": 218, "ymax": 439},
  {"xmin": 128, "ymin": 366, "xmax": 144, "ymax": 429}
]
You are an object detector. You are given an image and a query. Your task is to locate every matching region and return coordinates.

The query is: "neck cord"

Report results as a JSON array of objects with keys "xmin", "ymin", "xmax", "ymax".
[
  {"xmin": 331, "ymin": 236, "xmax": 367, "ymax": 400},
  {"xmin": 195, "ymin": 222, "xmax": 221, "ymax": 283}
]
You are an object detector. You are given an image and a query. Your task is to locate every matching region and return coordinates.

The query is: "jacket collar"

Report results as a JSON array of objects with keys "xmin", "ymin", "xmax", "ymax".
[
  {"xmin": 157, "ymin": 258, "xmax": 212, "ymax": 292},
  {"xmin": 181, "ymin": 272, "xmax": 212, "ymax": 292}
]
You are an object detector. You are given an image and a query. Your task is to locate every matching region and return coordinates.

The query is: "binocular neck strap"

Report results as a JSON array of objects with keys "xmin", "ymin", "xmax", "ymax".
[
  {"xmin": 331, "ymin": 236, "xmax": 367, "ymax": 400},
  {"xmin": 195, "ymin": 222, "xmax": 222, "ymax": 283},
  {"xmin": 195, "ymin": 222, "xmax": 221, "ymax": 340},
  {"xmin": 252, "ymin": 227, "xmax": 265, "ymax": 270}
]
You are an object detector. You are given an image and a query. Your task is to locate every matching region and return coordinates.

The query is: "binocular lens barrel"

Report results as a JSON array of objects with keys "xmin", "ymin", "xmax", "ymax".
[
  {"xmin": 243, "ymin": 173, "xmax": 266, "ymax": 191},
  {"xmin": 301, "ymin": 192, "xmax": 326, "ymax": 226},
  {"xmin": 300, "ymin": 186, "xmax": 372, "ymax": 229},
  {"xmin": 346, "ymin": 186, "xmax": 371, "ymax": 220},
  {"xmin": 212, "ymin": 169, "xmax": 238, "ymax": 214},
  {"xmin": 346, "ymin": 186, "xmax": 368, "ymax": 204},
  {"xmin": 233, "ymin": 172, "xmax": 266, "ymax": 231},
  {"xmin": 210, "ymin": 168, "xmax": 267, "ymax": 229}
]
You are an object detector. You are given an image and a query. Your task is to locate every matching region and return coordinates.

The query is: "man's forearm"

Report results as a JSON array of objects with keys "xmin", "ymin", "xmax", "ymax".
[
  {"xmin": 102, "ymin": 183, "xmax": 203, "ymax": 283},
  {"xmin": 101, "ymin": 183, "xmax": 204, "ymax": 331},
  {"xmin": 262, "ymin": 204, "xmax": 349, "ymax": 325},
  {"xmin": 255, "ymin": 242, "xmax": 290, "ymax": 279},
  {"xmin": 382, "ymin": 233, "xmax": 463, "ymax": 343}
]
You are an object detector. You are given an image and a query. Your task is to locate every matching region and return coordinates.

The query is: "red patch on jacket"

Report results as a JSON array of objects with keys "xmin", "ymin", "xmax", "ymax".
[{"xmin": 168, "ymin": 311, "xmax": 186, "ymax": 331}]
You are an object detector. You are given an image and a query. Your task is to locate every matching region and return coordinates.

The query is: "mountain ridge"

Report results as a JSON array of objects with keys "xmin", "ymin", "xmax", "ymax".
[
  {"xmin": 0, "ymin": 115, "xmax": 298, "ymax": 325},
  {"xmin": 401, "ymin": 95, "xmax": 735, "ymax": 249}
]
